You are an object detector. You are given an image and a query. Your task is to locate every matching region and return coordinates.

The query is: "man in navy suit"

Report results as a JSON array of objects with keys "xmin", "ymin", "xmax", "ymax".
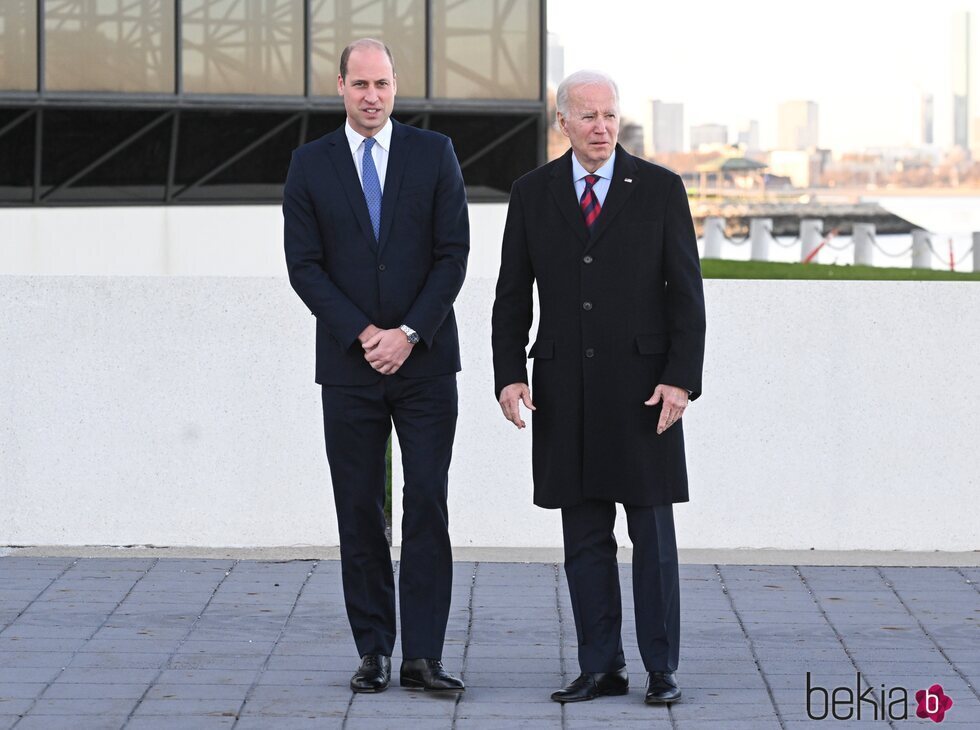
[{"xmin": 283, "ymin": 38, "xmax": 468, "ymax": 694}]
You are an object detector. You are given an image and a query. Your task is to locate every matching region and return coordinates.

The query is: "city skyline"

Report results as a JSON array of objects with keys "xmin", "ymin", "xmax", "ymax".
[{"xmin": 548, "ymin": 1, "xmax": 979, "ymax": 152}]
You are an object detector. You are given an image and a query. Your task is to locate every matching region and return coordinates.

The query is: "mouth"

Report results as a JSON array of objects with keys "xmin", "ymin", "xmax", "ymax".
[{"xmin": 362, "ymin": 108, "xmax": 381, "ymax": 114}]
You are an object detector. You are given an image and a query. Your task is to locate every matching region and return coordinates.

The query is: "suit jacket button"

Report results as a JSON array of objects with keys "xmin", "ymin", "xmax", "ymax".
[
  {"xmin": 583, "ymin": 255, "xmax": 593, "ymax": 264},
  {"xmin": 378, "ymin": 264, "xmax": 386, "ymax": 271},
  {"xmin": 582, "ymin": 301, "xmax": 592, "ymax": 311},
  {"xmin": 585, "ymin": 348, "xmax": 595, "ymax": 358}
]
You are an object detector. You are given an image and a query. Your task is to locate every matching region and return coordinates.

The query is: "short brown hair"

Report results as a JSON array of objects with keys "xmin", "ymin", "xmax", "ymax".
[{"xmin": 339, "ymin": 38, "xmax": 395, "ymax": 80}]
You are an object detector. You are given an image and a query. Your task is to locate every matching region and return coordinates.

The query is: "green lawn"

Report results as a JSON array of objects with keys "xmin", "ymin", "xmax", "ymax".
[{"xmin": 701, "ymin": 259, "xmax": 980, "ymax": 281}]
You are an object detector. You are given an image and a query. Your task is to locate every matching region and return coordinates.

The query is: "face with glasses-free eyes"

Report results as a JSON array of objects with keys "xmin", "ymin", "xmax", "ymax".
[{"xmin": 338, "ymin": 47, "xmax": 398, "ymax": 138}]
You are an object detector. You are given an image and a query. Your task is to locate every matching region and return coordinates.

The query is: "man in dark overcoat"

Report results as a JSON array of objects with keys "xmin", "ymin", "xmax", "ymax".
[{"xmin": 491, "ymin": 69, "xmax": 705, "ymax": 705}]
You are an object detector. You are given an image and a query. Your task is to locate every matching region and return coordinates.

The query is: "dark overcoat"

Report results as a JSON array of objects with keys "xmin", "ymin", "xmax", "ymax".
[{"xmin": 491, "ymin": 146, "xmax": 706, "ymax": 508}]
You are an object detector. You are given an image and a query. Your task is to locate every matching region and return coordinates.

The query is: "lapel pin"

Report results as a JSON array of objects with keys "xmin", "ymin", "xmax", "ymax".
[{"xmin": 624, "ymin": 178, "xmax": 633, "ymax": 183}]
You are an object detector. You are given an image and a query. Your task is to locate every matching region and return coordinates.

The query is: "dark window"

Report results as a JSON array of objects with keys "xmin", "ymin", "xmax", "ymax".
[{"xmin": 0, "ymin": 109, "xmax": 35, "ymax": 203}]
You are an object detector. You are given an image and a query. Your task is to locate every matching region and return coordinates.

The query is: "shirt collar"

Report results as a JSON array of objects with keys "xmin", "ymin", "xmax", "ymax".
[
  {"xmin": 345, "ymin": 118, "xmax": 393, "ymax": 155},
  {"xmin": 571, "ymin": 149, "xmax": 616, "ymax": 183}
]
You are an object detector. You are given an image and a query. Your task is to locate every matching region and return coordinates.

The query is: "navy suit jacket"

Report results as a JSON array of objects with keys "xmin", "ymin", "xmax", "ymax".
[{"xmin": 283, "ymin": 120, "xmax": 470, "ymax": 385}]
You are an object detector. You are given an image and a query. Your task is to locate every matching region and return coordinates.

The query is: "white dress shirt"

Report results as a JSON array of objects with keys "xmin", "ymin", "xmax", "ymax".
[
  {"xmin": 571, "ymin": 150, "xmax": 616, "ymax": 207},
  {"xmin": 345, "ymin": 119, "xmax": 392, "ymax": 191}
]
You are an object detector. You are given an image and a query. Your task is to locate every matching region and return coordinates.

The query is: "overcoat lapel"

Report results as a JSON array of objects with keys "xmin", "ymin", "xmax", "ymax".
[
  {"xmin": 585, "ymin": 146, "xmax": 639, "ymax": 253},
  {"xmin": 377, "ymin": 120, "xmax": 409, "ymax": 256},
  {"xmin": 323, "ymin": 127, "xmax": 378, "ymax": 251},
  {"xmin": 548, "ymin": 150, "xmax": 589, "ymax": 246}
]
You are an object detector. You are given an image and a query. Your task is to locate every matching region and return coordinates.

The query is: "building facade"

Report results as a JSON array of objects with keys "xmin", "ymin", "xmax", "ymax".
[
  {"xmin": 651, "ymin": 100, "xmax": 683, "ymax": 154},
  {"xmin": 952, "ymin": 10, "xmax": 971, "ymax": 150},
  {"xmin": 0, "ymin": 0, "xmax": 547, "ymax": 205},
  {"xmin": 689, "ymin": 122, "xmax": 727, "ymax": 152},
  {"xmin": 777, "ymin": 100, "xmax": 818, "ymax": 151}
]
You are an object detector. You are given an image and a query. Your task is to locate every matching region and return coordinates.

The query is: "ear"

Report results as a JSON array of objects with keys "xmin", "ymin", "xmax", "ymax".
[
  {"xmin": 392, "ymin": 72, "xmax": 397, "ymax": 95},
  {"xmin": 557, "ymin": 112, "xmax": 570, "ymax": 139},
  {"xmin": 337, "ymin": 74, "xmax": 344, "ymax": 96}
]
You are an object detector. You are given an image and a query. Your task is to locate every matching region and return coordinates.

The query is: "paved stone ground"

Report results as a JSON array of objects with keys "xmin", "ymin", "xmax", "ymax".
[{"xmin": 0, "ymin": 558, "xmax": 978, "ymax": 729}]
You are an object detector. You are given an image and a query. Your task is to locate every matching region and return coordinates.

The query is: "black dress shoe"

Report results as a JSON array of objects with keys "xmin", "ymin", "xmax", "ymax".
[
  {"xmin": 400, "ymin": 658, "xmax": 465, "ymax": 692},
  {"xmin": 350, "ymin": 654, "xmax": 391, "ymax": 693},
  {"xmin": 645, "ymin": 671, "xmax": 681, "ymax": 704},
  {"xmin": 551, "ymin": 667, "xmax": 629, "ymax": 703}
]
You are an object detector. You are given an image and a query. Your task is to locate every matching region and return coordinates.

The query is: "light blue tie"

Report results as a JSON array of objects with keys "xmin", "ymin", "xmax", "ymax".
[{"xmin": 361, "ymin": 137, "xmax": 382, "ymax": 240}]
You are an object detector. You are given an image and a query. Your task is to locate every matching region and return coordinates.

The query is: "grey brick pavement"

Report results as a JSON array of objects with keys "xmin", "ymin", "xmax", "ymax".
[{"xmin": 0, "ymin": 558, "xmax": 977, "ymax": 728}]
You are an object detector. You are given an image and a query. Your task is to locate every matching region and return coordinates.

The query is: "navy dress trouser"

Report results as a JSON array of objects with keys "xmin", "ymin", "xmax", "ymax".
[
  {"xmin": 321, "ymin": 373, "xmax": 457, "ymax": 660},
  {"xmin": 561, "ymin": 500, "xmax": 680, "ymax": 674}
]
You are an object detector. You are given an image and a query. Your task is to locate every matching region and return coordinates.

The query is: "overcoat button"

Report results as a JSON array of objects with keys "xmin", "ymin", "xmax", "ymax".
[{"xmin": 585, "ymin": 348, "xmax": 595, "ymax": 358}]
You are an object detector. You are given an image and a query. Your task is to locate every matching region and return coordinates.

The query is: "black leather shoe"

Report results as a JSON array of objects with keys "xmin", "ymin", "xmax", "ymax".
[
  {"xmin": 400, "ymin": 658, "xmax": 465, "ymax": 692},
  {"xmin": 350, "ymin": 654, "xmax": 391, "ymax": 693},
  {"xmin": 551, "ymin": 667, "xmax": 629, "ymax": 703},
  {"xmin": 645, "ymin": 671, "xmax": 681, "ymax": 704}
]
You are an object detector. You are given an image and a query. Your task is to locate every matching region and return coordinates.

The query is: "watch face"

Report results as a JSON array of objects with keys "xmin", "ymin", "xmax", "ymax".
[{"xmin": 408, "ymin": 332, "xmax": 420, "ymax": 344}]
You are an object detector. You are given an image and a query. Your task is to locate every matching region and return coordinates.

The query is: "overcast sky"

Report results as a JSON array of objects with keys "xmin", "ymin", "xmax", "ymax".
[{"xmin": 547, "ymin": 0, "xmax": 977, "ymax": 152}]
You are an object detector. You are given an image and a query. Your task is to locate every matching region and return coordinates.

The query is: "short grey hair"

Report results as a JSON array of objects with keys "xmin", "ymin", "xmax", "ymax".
[{"xmin": 556, "ymin": 70, "xmax": 620, "ymax": 115}]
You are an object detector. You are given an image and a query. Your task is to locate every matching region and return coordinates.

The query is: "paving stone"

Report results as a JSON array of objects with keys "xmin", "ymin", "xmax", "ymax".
[
  {"xmin": 12, "ymin": 715, "xmax": 128, "ymax": 730},
  {"xmin": 235, "ymin": 718, "xmax": 342, "ymax": 730},
  {"xmin": 0, "ymin": 697, "xmax": 34, "ymax": 714},
  {"xmin": 26, "ymin": 697, "xmax": 139, "ymax": 715},
  {"xmin": 456, "ymin": 718, "xmax": 561, "ymax": 730},
  {"xmin": 0, "ymin": 667, "xmax": 62, "ymax": 684},
  {"xmin": 41, "ymin": 682, "xmax": 149, "ymax": 699},
  {"xmin": 236, "ymin": 696, "xmax": 350, "ymax": 717},
  {"xmin": 130, "ymin": 697, "xmax": 244, "ymax": 716},
  {"xmin": 142, "ymin": 683, "xmax": 249, "ymax": 700}
]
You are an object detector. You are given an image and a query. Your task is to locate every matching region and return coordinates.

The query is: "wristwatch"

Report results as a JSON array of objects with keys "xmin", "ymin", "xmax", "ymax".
[{"xmin": 399, "ymin": 324, "xmax": 420, "ymax": 344}]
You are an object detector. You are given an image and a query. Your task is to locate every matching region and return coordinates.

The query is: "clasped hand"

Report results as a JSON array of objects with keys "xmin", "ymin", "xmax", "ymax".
[{"xmin": 359, "ymin": 325, "xmax": 414, "ymax": 375}]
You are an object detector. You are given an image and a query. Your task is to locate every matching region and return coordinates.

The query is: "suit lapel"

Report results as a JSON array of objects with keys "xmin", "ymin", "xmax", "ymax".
[
  {"xmin": 585, "ymin": 146, "xmax": 639, "ymax": 253},
  {"xmin": 377, "ymin": 120, "xmax": 409, "ymax": 256},
  {"xmin": 323, "ymin": 126, "xmax": 377, "ymax": 251},
  {"xmin": 548, "ymin": 150, "xmax": 589, "ymax": 246}
]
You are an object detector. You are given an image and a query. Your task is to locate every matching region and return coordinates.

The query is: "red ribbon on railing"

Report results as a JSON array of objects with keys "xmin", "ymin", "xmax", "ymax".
[{"xmin": 802, "ymin": 228, "xmax": 840, "ymax": 264}]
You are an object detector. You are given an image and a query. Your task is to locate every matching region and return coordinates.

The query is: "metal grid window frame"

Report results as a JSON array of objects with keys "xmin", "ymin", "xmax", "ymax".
[{"xmin": 0, "ymin": 0, "xmax": 548, "ymax": 206}]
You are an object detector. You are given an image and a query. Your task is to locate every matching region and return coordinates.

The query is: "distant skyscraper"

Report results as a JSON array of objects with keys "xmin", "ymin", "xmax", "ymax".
[
  {"xmin": 619, "ymin": 121, "xmax": 645, "ymax": 158},
  {"xmin": 651, "ymin": 100, "xmax": 684, "ymax": 153},
  {"xmin": 952, "ymin": 11, "xmax": 971, "ymax": 149},
  {"xmin": 921, "ymin": 94, "xmax": 934, "ymax": 146},
  {"xmin": 736, "ymin": 120, "xmax": 760, "ymax": 151},
  {"xmin": 690, "ymin": 123, "xmax": 728, "ymax": 151},
  {"xmin": 547, "ymin": 32, "xmax": 564, "ymax": 89},
  {"xmin": 778, "ymin": 101, "xmax": 819, "ymax": 150}
]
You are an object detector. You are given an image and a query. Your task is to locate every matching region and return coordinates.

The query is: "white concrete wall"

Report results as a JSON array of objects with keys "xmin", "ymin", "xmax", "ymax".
[{"xmin": 2, "ymin": 206, "xmax": 978, "ymax": 550}]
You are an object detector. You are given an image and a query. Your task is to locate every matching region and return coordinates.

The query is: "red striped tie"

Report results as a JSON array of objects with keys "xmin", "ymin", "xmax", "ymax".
[{"xmin": 580, "ymin": 174, "xmax": 601, "ymax": 231}]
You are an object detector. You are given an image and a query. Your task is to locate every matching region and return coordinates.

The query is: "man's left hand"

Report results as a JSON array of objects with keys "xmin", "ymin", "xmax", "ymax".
[
  {"xmin": 645, "ymin": 384, "xmax": 689, "ymax": 435},
  {"xmin": 363, "ymin": 329, "xmax": 415, "ymax": 375}
]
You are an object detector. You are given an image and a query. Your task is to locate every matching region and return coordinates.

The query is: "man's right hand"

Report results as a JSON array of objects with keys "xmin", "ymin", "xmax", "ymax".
[
  {"xmin": 358, "ymin": 324, "xmax": 382, "ymax": 345},
  {"xmin": 498, "ymin": 383, "xmax": 535, "ymax": 429}
]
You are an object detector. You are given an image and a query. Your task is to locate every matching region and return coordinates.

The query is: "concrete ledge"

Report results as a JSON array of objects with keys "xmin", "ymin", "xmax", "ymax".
[{"xmin": 4, "ymin": 544, "xmax": 979, "ymax": 566}]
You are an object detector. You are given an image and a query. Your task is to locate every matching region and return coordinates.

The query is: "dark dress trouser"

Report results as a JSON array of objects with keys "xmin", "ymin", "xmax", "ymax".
[
  {"xmin": 561, "ymin": 499, "xmax": 680, "ymax": 674},
  {"xmin": 321, "ymin": 373, "xmax": 457, "ymax": 660}
]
